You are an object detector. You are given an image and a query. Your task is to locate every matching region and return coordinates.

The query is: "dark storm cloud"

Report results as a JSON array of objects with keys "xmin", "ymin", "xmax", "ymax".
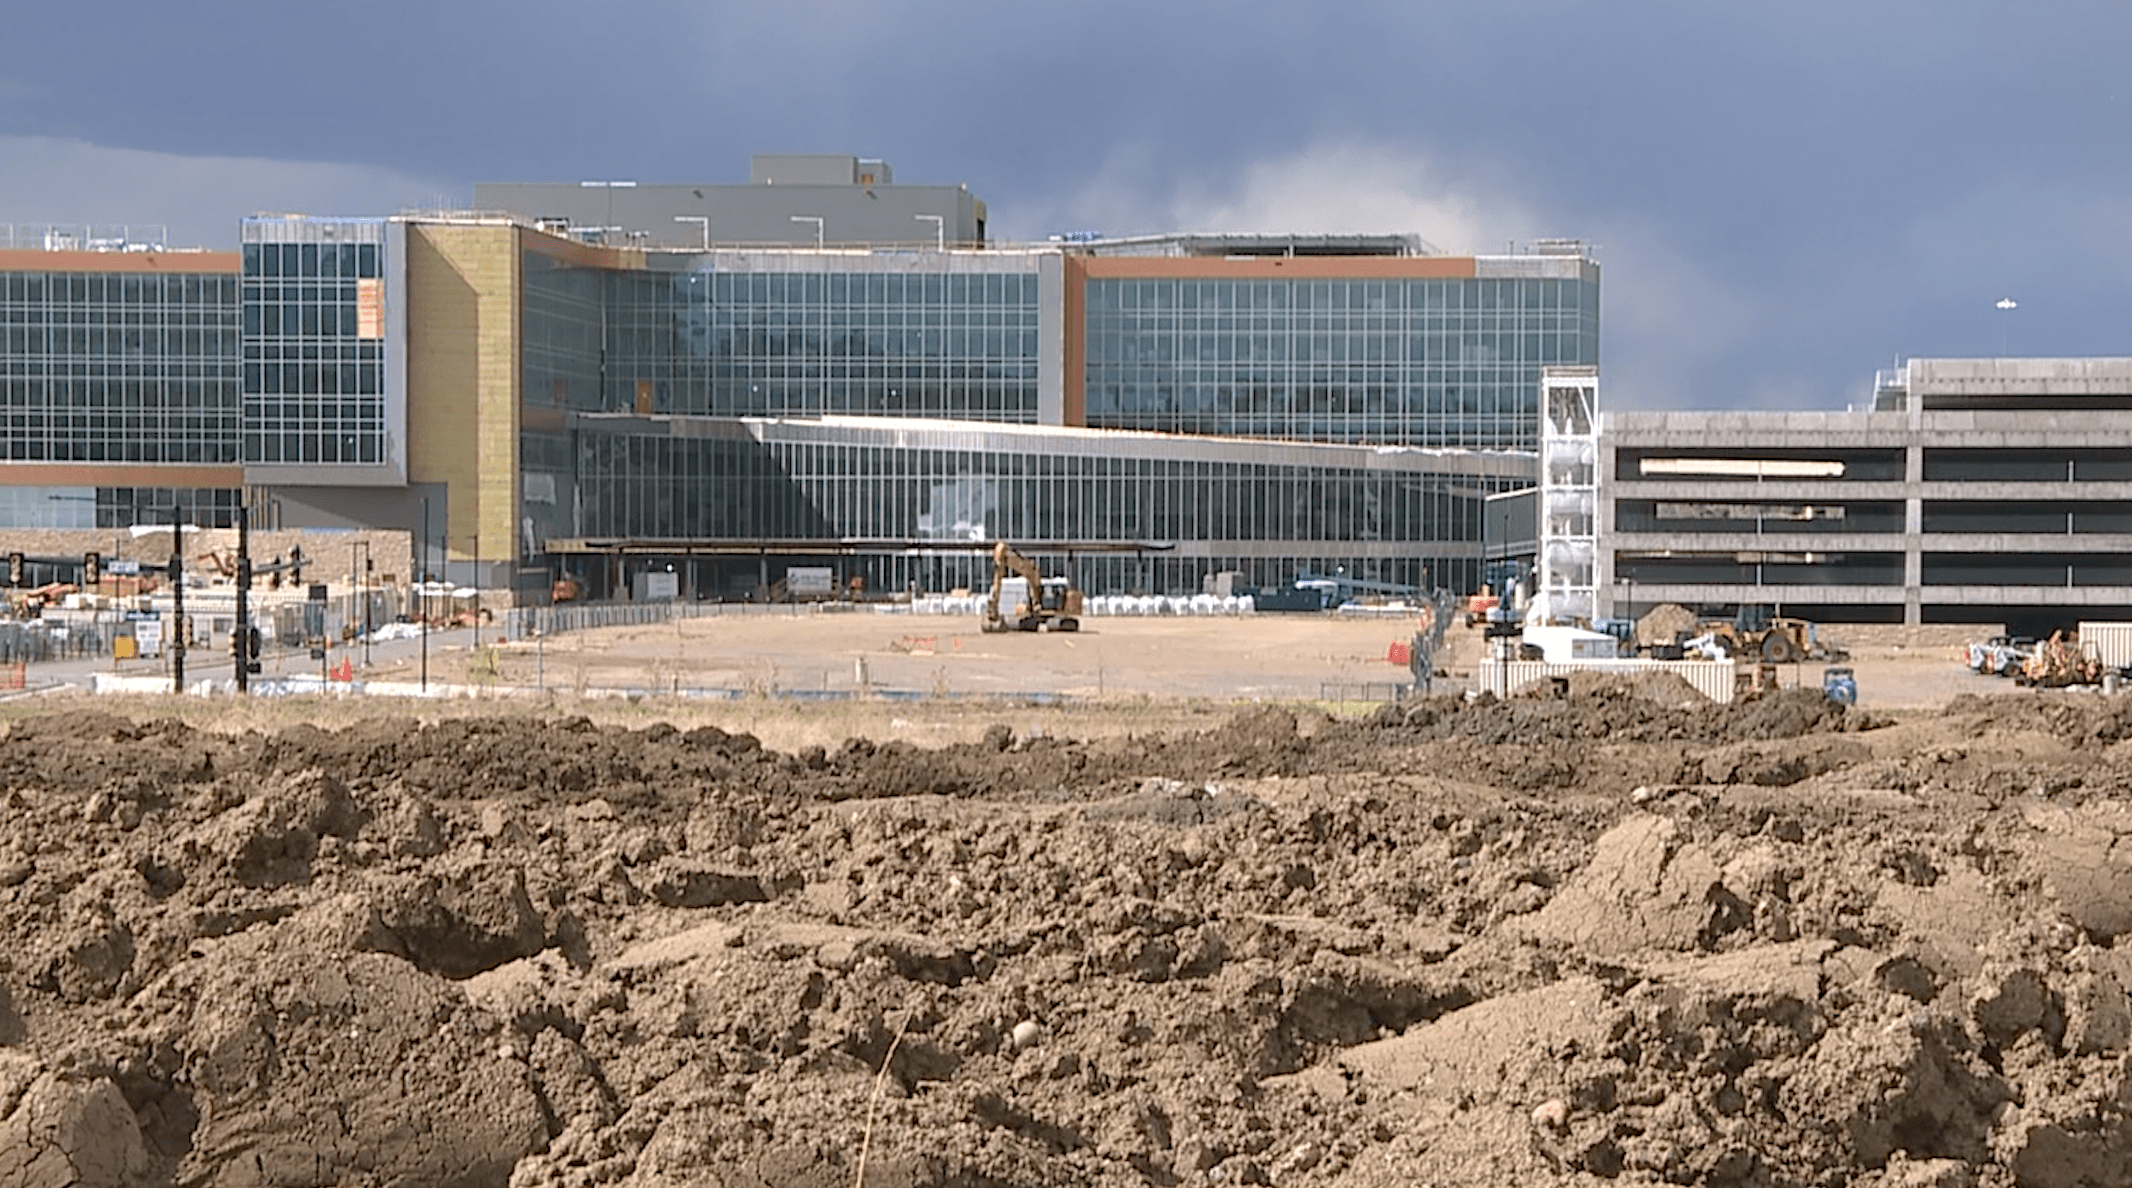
[
  {"xmin": 0, "ymin": 136, "xmax": 452, "ymax": 252},
  {"xmin": 4, "ymin": 0, "xmax": 2127, "ymax": 410}
]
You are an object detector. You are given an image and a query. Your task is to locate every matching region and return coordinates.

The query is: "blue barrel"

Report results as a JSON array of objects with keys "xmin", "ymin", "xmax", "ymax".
[{"xmin": 1822, "ymin": 666, "xmax": 1857, "ymax": 705}]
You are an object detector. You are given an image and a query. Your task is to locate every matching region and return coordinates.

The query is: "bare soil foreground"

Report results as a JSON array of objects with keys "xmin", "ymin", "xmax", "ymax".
[{"xmin": 8, "ymin": 681, "xmax": 2132, "ymax": 1186}]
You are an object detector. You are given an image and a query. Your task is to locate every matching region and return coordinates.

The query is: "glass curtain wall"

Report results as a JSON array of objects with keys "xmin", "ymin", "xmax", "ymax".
[
  {"xmin": 523, "ymin": 250, "xmax": 605, "ymax": 414},
  {"xmin": 573, "ymin": 425, "xmax": 1518, "ymax": 594},
  {"xmin": 1082, "ymin": 275, "xmax": 1598, "ymax": 450},
  {"xmin": 240, "ymin": 219, "xmax": 388, "ymax": 465},
  {"xmin": 521, "ymin": 249, "xmax": 1047, "ymax": 554},
  {"xmin": 1, "ymin": 268, "xmax": 240, "ymax": 465},
  {"xmin": 521, "ymin": 249, "xmax": 608, "ymax": 552},
  {"xmin": 603, "ymin": 262, "xmax": 1041, "ymax": 420}
]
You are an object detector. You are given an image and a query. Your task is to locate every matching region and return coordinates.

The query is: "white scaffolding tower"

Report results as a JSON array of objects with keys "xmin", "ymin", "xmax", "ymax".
[{"xmin": 1538, "ymin": 366, "xmax": 1599, "ymax": 624}]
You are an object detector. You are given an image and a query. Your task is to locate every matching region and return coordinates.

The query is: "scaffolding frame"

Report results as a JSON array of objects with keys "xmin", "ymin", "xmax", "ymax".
[{"xmin": 1539, "ymin": 366, "xmax": 1600, "ymax": 624}]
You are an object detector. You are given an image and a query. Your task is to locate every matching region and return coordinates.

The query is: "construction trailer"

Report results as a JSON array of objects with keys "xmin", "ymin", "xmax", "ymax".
[{"xmin": 2078, "ymin": 622, "xmax": 2132, "ymax": 671}]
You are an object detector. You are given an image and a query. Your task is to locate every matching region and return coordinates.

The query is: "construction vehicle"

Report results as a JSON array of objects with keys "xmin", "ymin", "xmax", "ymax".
[
  {"xmin": 1463, "ymin": 584, "xmax": 1500, "ymax": 628},
  {"xmin": 1250, "ymin": 570, "xmax": 1423, "ymax": 614},
  {"xmin": 2016, "ymin": 631, "xmax": 2107, "ymax": 688},
  {"xmin": 983, "ymin": 542, "xmax": 1082, "ymax": 633},
  {"xmin": 1967, "ymin": 634, "xmax": 2034, "ymax": 677},
  {"xmin": 1696, "ymin": 606, "xmax": 1845, "ymax": 664},
  {"xmin": 1465, "ymin": 560, "xmax": 1527, "ymax": 627},
  {"xmin": 195, "ymin": 548, "xmax": 239, "ymax": 578}
]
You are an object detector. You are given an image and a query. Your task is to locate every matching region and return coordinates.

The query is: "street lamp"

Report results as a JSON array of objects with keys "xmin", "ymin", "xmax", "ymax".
[
  {"xmin": 675, "ymin": 215, "xmax": 708, "ymax": 251},
  {"xmin": 915, "ymin": 214, "xmax": 944, "ymax": 251},
  {"xmin": 790, "ymin": 215, "xmax": 824, "ymax": 249},
  {"xmin": 1996, "ymin": 297, "xmax": 2018, "ymax": 356},
  {"xmin": 163, "ymin": 507, "xmax": 189, "ymax": 695},
  {"xmin": 352, "ymin": 539, "xmax": 373, "ymax": 667},
  {"xmin": 420, "ymin": 495, "xmax": 430, "ymax": 693}
]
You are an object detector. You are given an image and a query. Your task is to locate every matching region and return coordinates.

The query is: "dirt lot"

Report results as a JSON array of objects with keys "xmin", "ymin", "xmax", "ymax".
[
  {"xmin": 361, "ymin": 612, "xmax": 2002, "ymax": 714},
  {"xmin": 9, "ymin": 614, "xmax": 2132, "ymax": 1186}
]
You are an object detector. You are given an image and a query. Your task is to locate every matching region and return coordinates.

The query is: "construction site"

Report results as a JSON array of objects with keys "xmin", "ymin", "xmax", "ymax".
[
  {"xmin": 12, "ymin": 129, "xmax": 2132, "ymax": 1185},
  {"xmin": 5, "ymin": 598, "xmax": 2132, "ymax": 1187}
]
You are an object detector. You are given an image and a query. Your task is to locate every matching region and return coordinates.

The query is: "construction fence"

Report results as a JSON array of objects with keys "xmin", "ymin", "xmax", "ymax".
[
  {"xmin": 495, "ymin": 598, "xmax": 855, "ymax": 642},
  {"xmin": 1475, "ymin": 658, "xmax": 1743, "ymax": 704}
]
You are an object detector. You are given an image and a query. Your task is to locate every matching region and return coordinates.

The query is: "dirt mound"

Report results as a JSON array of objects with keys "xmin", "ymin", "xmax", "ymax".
[
  {"xmin": 3, "ymin": 695, "xmax": 2132, "ymax": 1185},
  {"xmin": 1635, "ymin": 602, "xmax": 1701, "ymax": 648}
]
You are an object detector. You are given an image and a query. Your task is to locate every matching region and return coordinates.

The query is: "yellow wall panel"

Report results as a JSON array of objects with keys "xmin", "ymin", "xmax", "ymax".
[{"xmin": 404, "ymin": 224, "xmax": 521, "ymax": 571}]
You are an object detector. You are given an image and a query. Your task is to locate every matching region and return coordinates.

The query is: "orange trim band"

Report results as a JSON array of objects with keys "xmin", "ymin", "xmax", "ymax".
[
  {"xmin": 0, "ymin": 250, "xmax": 240, "ymax": 274},
  {"xmin": 0, "ymin": 464, "xmax": 245, "ymax": 486}
]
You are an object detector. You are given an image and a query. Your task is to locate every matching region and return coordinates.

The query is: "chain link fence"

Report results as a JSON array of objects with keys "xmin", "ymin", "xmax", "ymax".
[
  {"xmin": 0, "ymin": 619, "xmax": 111, "ymax": 664},
  {"xmin": 497, "ymin": 598, "xmax": 877, "ymax": 643},
  {"xmin": 1405, "ymin": 589, "xmax": 1457, "ymax": 694}
]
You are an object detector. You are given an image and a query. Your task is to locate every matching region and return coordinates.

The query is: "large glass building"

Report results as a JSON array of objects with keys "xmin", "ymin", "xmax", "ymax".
[
  {"xmin": 239, "ymin": 218, "xmax": 393, "ymax": 473},
  {"xmin": 500, "ymin": 222, "xmax": 1577, "ymax": 598},
  {"xmin": 1072, "ymin": 245, "xmax": 1598, "ymax": 450},
  {"xmin": 0, "ymin": 226, "xmax": 245, "ymax": 527},
  {"xmin": 545, "ymin": 252, "xmax": 1047, "ymax": 422},
  {"xmin": 1, "ymin": 156, "xmax": 1600, "ymax": 603}
]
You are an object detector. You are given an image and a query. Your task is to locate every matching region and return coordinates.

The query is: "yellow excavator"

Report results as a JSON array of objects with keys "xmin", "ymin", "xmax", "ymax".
[{"xmin": 983, "ymin": 542, "xmax": 1082, "ymax": 633}]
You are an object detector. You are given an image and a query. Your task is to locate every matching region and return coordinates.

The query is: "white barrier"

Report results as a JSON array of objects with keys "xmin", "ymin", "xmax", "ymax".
[
  {"xmin": 910, "ymin": 594, "xmax": 1257, "ymax": 617},
  {"xmin": 2079, "ymin": 622, "xmax": 2132, "ymax": 669},
  {"xmin": 1476, "ymin": 658, "xmax": 1742, "ymax": 704},
  {"xmin": 91, "ymin": 674, "xmax": 190, "ymax": 695}
]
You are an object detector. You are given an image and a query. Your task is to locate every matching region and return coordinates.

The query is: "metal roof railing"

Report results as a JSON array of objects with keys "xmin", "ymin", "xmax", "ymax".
[{"xmin": 0, "ymin": 223, "xmax": 178, "ymax": 252}]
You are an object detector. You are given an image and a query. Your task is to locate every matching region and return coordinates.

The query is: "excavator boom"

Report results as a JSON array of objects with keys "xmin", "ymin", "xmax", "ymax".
[{"xmin": 984, "ymin": 542, "xmax": 1082, "ymax": 633}]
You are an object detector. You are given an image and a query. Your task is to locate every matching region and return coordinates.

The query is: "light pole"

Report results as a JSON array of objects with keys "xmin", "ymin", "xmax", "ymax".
[
  {"xmin": 352, "ymin": 539, "xmax": 373, "ymax": 668},
  {"xmin": 1996, "ymin": 296, "xmax": 2018, "ymax": 356},
  {"xmin": 234, "ymin": 503, "xmax": 252, "ymax": 695},
  {"xmin": 472, "ymin": 531, "xmax": 482, "ymax": 649},
  {"xmin": 675, "ymin": 215, "xmax": 708, "ymax": 251},
  {"xmin": 167, "ymin": 507, "xmax": 187, "ymax": 695},
  {"xmin": 790, "ymin": 215, "xmax": 824, "ymax": 249},
  {"xmin": 420, "ymin": 496, "xmax": 430, "ymax": 693},
  {"xmin": 915, "ymin": 214, "xmax": 944, "ymax": 251}
]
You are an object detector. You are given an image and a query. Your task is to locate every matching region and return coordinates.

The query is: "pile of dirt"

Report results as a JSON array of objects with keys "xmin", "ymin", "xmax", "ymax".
[
  {"xmin": 1634, "ymin": 602, "xmax": 1700, "ymax": 649},
  {"xmin": 3, "ymin": 690, "xmax": 2132, "ymax": 1185},
  {"xmin": 1541, "ymin": 669, "xmax": 1711, "ymax": 708}
]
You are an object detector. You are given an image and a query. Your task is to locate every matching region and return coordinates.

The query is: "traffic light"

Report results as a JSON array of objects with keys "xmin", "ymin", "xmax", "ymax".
[
  {"xmin": 288, "ymin": 546, "xmax": 304, "ymax": 585},
  {"xmin": 270, "ymin": 556, "xmax": 283, "ymax": 590},
  {"xmin": 232, "ymin": 626, "xmax": 262, "ymax": 675},
  {"xmin": 6, "ymin": 552, "xmax": 22, "ymax": 586},
  {"xmin": 236, "ymin": 555, "xmax": 252, "ymax": 591},
  {"xmin": 82, "ymin": 551, "xmax": 100, "ymax": 586}
]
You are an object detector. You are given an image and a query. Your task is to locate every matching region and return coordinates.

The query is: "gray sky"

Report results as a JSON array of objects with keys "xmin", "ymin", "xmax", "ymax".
[{"xmin": 3, "ymin": 0, "xmax": 2127, "ymax": 411}]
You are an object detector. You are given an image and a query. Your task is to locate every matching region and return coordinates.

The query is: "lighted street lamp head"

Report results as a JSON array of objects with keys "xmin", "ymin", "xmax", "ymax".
[{"xmin": 1996, "ymin": 297, "xmax": 2018, "ymax": 311}]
